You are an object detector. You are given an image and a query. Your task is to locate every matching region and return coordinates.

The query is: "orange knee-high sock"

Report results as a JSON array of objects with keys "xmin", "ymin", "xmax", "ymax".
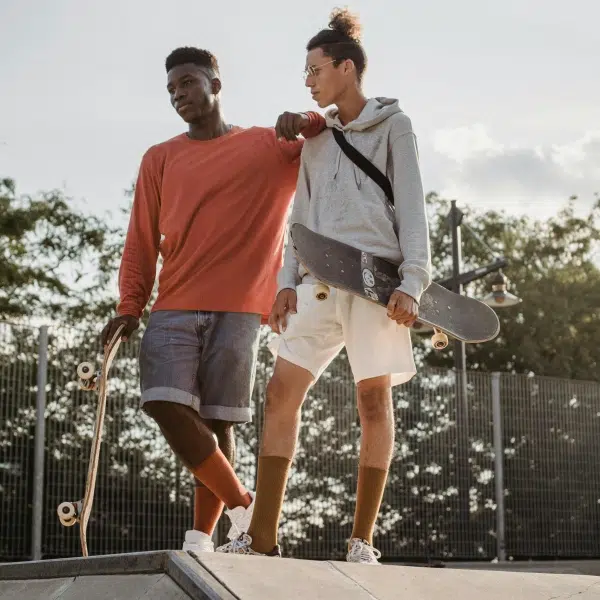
[
  {"xmin": 351, "ymin": 466, "xmax": 388, "ymax": 544},
  {"xmin": 191, "ymin": 448, "xmax": 251, "ymax": 511},
  {"xmin": 247, "ymin": 456, "xmax": 292, "ymax": 553},
  {"xmin": 193, "ymin": 484, "xmax": 224, "ymax": 535},
  {"xmin": 192, "ymin": 421, "xmax": 236, "ymax": 533}
]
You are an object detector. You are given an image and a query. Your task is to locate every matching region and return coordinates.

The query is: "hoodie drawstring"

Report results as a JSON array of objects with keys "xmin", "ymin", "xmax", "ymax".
[
  {"xmin": 334, "ymin": 141, "xmax": 342, "ymax": 179},
  {"xmin": 333, "ymin": 128, "xmax": 363, "ymax": 189}
]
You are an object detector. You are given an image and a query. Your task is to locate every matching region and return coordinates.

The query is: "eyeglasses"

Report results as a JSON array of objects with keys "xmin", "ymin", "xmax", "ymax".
[{"xmin": 302, "ymin": 59, "xmax": 338, "ymax": 80}]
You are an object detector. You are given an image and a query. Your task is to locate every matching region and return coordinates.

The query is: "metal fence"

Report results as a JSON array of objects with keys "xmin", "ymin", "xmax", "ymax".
[{"xmin": 1, "ymin": 321, "xmax": 600, "ymax": 563}]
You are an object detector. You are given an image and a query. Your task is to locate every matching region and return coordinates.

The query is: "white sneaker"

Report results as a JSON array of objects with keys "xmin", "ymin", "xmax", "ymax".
[
  {"xmin": 224, "ymin": 491, "xmax": 255, "ymax": 540},
  {"xmin": 346, "ymin": 538, "xmax": 382, "ymax": 565},
  {"xmin": 182, "ymin": 530, "xmax": 214, "ymax": 553},
  {"xmin": 216, "ymin": 532, "xmax": 281, "ymax": 556}
]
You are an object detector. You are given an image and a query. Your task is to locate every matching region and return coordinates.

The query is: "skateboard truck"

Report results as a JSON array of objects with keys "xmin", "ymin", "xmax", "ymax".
[{"xmin": 77, "ymin": 361, "xmax": 100, "ymax": 391}]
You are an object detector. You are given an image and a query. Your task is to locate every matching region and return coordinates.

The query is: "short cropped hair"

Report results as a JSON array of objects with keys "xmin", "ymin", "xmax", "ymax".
[{"xmin": 165, "ymin": 47, "xmax": 220, "ymax": 76}]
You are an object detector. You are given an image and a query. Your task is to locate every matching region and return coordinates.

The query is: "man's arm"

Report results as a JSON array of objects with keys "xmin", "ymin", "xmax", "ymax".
[
  {"xmin": 389, "ymin": 130, "xmax": 432, "ymax": 304},
  {"xmin": 116, "ymin": 148, "xmax": 162, "ymax": 318},
  {"xmin": 268, "ymin": 151, "xmax": 313, "ymax": 334},
  {"xmin": 296, "ymin": 111, "xmax": 327, "ymax": 139},
  {"xmin": 276, "ymin": 153, "xmax": 312, "ymax": 294}
]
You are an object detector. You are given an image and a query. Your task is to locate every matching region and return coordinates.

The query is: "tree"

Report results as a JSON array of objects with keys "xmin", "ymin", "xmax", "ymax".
[
  {"xmin": 0, "ymin": 178, "xmax": 118, "ymax": 321},
  {"xmin": 420, "ymin": 193, "xmax": 600, "ymax": 381}
]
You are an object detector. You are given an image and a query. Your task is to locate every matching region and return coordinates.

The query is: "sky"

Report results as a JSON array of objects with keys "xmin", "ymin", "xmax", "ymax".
[{"xmin": 1, "ymin": 0, "xmax": 599, "ymax": 227}]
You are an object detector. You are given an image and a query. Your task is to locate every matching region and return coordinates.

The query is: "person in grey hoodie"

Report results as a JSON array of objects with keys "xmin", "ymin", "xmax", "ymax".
[{"xmin": 216, "ymin": 8, "xmax": 431, "ymax": 564}]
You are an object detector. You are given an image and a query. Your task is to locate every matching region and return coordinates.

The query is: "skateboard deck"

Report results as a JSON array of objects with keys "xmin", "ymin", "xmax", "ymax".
[
  {"xmin": 57, "ymin": 324, "xmax": 125, "ymax": 557},
  {"xmin": 290, "ymin": 224, "xmax": 500, "ymax": 348}
]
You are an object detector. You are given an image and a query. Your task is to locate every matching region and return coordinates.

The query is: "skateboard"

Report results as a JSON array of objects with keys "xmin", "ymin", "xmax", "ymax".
[
  {"xmin": 289, "ymin": 224, "xmax": 500, "ymax": 349},
  {"xmin": 57, "ymin": 324, "xmax": 125, "ymax": 557}
]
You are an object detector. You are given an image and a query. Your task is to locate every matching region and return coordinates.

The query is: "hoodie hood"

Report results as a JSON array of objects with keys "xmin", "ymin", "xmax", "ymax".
[
  {"xmin": 324, "ymin": 97, "xmax": 404, "ymax": 183},
  {"xmin": 325, "ymin": 97, "xmax": 403, "ymax": 131}
]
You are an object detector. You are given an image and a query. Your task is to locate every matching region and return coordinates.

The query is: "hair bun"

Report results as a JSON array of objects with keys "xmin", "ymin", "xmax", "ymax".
[{"xmin": 328, "ymin": 7, "xmax": 362, "ymax": 42}]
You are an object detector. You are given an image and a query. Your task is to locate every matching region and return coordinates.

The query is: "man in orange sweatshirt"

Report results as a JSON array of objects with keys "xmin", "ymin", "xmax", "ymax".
[{"xmin": 101, "ymin": 46, "xmax": 325, "ymax": 554}]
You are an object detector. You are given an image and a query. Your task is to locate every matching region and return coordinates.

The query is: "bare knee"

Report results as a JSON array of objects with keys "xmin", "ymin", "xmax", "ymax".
[
  {"xmin": 143, "ymin": 401, "xmax": 218, "ymax": 467},
  {"xmin": 357, "ymin": 377, "xmax": 392, "ymax": 424},
  {"xmin": 265, "ymin": 375, "xmax": 301, "ymax": 417},
  {"xmin": 264, "ymin": 359, "xmax": 312, "ymax": 418}
]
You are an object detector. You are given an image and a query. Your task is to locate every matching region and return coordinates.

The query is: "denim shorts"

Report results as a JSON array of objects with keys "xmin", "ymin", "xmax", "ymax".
[{"xmin": 139, "ymin": 310, "xmax": 261, "ymax": 423}]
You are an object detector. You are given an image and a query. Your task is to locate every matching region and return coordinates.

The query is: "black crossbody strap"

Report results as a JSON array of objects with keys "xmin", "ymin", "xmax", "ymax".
[{"xmin": 332, "ymin": 128, "xmax": 394, "ymax": 206}]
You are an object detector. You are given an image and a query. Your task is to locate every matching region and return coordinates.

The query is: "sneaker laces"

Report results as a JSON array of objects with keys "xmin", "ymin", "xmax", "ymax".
[
  {"xmin": 348, "ymin": 539, "xmax": 382, "ymax": 563},
  {"xmin": 219, "ymin": 533, "xmax": 253, "ymax": 553}
]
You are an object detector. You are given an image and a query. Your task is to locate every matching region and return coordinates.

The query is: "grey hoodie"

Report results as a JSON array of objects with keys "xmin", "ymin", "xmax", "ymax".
[{"xmin": 277, "ymin": 97, "xmax": 432, "ymax": 303}]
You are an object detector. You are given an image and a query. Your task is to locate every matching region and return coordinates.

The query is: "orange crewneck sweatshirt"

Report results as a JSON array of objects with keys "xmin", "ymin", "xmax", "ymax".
[{"xmin": 117, "ymin": 113, "xmax": 324, "ymax": 321}]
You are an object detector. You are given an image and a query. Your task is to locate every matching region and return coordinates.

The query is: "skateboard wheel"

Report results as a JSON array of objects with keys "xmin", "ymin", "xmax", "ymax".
[
  {"xmin": 431, "ymin": 330, "xmax": 449, "ymax": 350},
  {"xmin": 77, "ymin": 362, "xmax": 95, "ymax": 380},
  {"xmin": 314, "ymin": 283, "xmax": 330, "ymax": 301},
  {"xmin": 56, "ymin": 502, "xmax": 77, "ymax": 523}
]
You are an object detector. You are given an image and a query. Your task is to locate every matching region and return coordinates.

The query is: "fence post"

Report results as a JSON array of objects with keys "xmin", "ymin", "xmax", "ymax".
[
  {"xmin": 491, "ymin": 371, "xmax": 506, "ymax": 561},
  {"xmin": 31, "ymin": 325, "xmax": 49, "ymax": 561}
]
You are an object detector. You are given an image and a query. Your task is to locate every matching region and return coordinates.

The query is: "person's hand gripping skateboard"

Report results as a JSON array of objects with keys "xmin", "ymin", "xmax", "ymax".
[
  {"xmin": 101, "ymin": 315, "xmax": 140, "ymax": 347},
  {"xmin": 387, "ymin": 290, "xmax": 418, "ymax": 327}
]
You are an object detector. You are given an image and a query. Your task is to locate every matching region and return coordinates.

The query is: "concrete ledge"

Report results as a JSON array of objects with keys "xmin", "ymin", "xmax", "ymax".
[
  {"xmin": 0, "ymin": 551, "xmax": 170, "ymax": 581},
  {"xmin": 0, "ymin": 551, "xmax": 238, "ymax": 600},
  {"xmin": 0, "ymin": 551, "xmax": 171, "ymax": 580}
]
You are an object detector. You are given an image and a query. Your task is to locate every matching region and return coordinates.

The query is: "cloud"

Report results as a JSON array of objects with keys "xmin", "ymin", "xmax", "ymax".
[{"xmin": 429, "ymin": 126, "xmax": 600, "ymax": 217}]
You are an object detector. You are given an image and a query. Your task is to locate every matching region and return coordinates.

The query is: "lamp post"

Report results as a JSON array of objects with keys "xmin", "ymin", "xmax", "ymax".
[
  {"xmin": 449, "ymin": 201, "xmax": 471, "ymax": 529},
  {"xmin": 445, "ymin": 201, "xmax": 521, "ymax": 537}
]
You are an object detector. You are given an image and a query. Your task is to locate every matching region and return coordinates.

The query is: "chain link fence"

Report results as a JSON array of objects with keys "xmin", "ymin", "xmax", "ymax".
[{"xmin": 1, "ymin": 321, "xmax": 600, "ymax": 562}]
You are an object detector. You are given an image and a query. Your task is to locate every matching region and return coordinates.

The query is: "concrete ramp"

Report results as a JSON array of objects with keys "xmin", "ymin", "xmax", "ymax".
[
  {"xmin": 0, "ymin": 573, "xmax": 189, "ymax": 600},
  {"xmin": 2, "ymin": 551, "xmax": 600, "ymax": 599},
  {"xmin": 198, "ymin": 553, "xmax": 600, "ymax": 599},
  {"xmin": 0, "ymin": 551, "xmax": 232, "ymax": 600}
]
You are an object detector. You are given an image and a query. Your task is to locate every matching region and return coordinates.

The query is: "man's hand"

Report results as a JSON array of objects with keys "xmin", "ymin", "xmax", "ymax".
[
  {"xmin": 268, "ymin": 289, "xmax": 298, "ymax": 334},
  {"xmin": 387, "ymin": 291, "xmax": 418, "ymax": 327},
  {"xmin": 101, "ymin": 314, "xmax": 140, "ymax": 347},
  {"xmin": 275, "ymin": 112, "xmax": 310, "ymax": 141}
]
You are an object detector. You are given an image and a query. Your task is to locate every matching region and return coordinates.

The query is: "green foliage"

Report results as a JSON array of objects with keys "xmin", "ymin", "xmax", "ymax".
[
  {"xmin": 0, "ymin": 178, "xmax": 119, "ymax": 321},
  {"xmin": 421, "ymin": 193, "xmax": 600, "ymax": 381}
]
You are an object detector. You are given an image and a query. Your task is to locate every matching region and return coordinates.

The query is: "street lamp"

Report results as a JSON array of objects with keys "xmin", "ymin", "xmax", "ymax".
[{"xmin": 482, "ymin": 271, "xmax": 521, "ymax": 308}]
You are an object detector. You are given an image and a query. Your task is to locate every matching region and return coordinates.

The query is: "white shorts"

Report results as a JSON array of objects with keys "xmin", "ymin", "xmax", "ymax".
[{"xmin": 268, "ymin": 283, "xmax": 416, "ymax": 387}]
